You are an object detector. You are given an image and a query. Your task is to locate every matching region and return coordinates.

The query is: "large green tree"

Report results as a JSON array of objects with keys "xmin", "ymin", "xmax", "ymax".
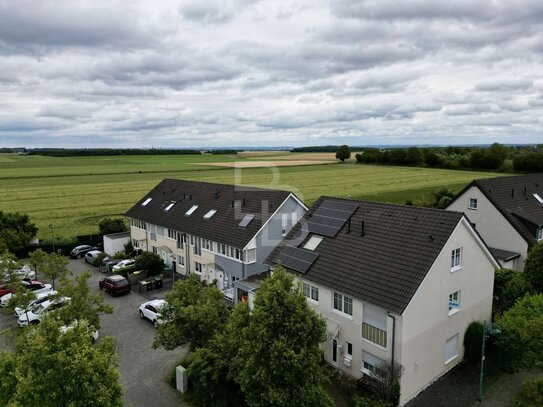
[
  {"xmin": 40, "ymin": 252, "xmax": 70, "ymax": 289},
  {"xmin": 335, "ymin": 145, "xmax": 351, "ymax": 162},
  {"xmin": 493, "ymin": 268, "xmax": 534, "ymax": 314},
  {"xmin": 496, "ymin": 294, "xmax": 543, "ymax": 372},
  {"xmin": 235, "ymin": 268, "xmax": 333, "ymax": 407},
  {"xmin": 153, "ymin": 274, "xmax": 229, "ymax": 351},
  {"xmin": 0, "ymin": 318, "xmax": 122, "ymax": 407},
  {"xmin": 134, "ymin": 251, "xmax": 164, "ymax": 277},
  {"xmin": 0, "ymin": 211, "xmax": 38, "ymax": 253},
  {"xmin": 525, "ymin": 242, "xmax": 543, "ymax": 293},
  {"xmin": 98, "ymin": 217, "xmax": 128, "ymax": 236},
  {"xmin": 57, "ymin": 271, "xmax": 113, "ymax": 330}
]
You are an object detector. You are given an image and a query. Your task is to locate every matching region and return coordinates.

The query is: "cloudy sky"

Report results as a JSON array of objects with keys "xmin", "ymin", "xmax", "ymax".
[{"xmin": 0, "ymin": 0, "xmax": 542, "ymax": 148}]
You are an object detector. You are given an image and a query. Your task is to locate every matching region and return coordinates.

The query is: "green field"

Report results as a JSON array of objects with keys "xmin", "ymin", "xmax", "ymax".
[{"xmin": 0, "ymin": 153, "xmax": 504, "ymax": 242}]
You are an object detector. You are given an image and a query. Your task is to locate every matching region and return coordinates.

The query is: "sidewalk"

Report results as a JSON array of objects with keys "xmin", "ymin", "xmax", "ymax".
[{"xmin": 474, "ymin": 369, "xmax": 541, "ymax": 407}]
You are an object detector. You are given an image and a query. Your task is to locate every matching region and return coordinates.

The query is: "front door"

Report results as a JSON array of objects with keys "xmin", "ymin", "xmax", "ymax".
[{"xmin": 331, "ymin": 339, "xmax": 338, "ymax": 365}]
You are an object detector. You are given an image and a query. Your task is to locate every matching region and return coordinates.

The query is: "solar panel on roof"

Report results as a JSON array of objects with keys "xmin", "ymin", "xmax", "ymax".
[
  {"xmin": 278, "ymin": 245, "xmax": 319, "ymax": 273},
  {"xmin": 307, "ymin": 199, "xmax": 358, "ymax": 237},
  {"xmin": 239, "ymin": 214, "xmax": 255, "ymax": 228}
]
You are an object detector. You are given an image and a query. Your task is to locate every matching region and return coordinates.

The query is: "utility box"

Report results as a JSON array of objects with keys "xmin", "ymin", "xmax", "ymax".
[
  {"xmin": 103, "ymin": 232, "xmax": 130, "ymax": 256},
  {"xmin": 176, "ymin": 365, "xmax": 188, "ymax": 393}
]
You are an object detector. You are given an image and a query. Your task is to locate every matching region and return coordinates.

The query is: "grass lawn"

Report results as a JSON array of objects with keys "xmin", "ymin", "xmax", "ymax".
[{"xmin": 0, "ymin": 153, "xmax": 505, "ymax": 242}]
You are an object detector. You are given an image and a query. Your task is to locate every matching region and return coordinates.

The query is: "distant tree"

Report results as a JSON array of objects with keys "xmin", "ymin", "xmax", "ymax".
[
  {"xmin": 153, "ymin": 274, "xmax": 229, "ymax": 352},
  {"xmin": 0, "ymin": 211, "xmax": 38, "ymax": 253},
  {"xmin": 98, "ymin": 217, "xmax": 128, "ymax": 236},
  {"xmin": 404, "ymin": 147, "xmax": 422, "ymax": 166},
  {"xmin": 335, "ymin": 145, "xmax": 351, "ymax": 162},
  {"xmin": 524, "ymin": 243, "xmax": 543, "ymax": 293},
  {"xmin": 0, "ymin": 318, "xmax": 122, "ymax": 407},
  {"xmin": 235, "ymin": 268, "xmax": 333, "ymax": 407},
  {"xmin": 40, "ymin": 252, "xmax": 70, "ymax": 289},
  {"xmin": 496, "ymin": 294, "xmax": 543, "ymax": 372},
  {"xmin": 0, "ymin": 251, "xmax": 22, "ymax": 281},
  {"xmin": 134, "ymin": 251, "xmax": 164, "ymax": 277},
  {"xmin": 432, "ymin": 188, "xmax": 455, "ymax": 208},
  {"xmin": 493, "ymin": 268, "xmax": 534, "ymax": 314},
  {"xmin": 57, "ymin": 271, "xmax": 113, "ymax": 330},
  {"xmin": 424, "ymin": 151, "xmax": 442, "ymax": 167}
]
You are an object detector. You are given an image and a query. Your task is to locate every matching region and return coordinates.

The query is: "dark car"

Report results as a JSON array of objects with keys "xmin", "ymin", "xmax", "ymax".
[
  {"xmin": 99, "ymin": 275, "xmax": 131, "ymax": 297},
  {"xmin": 70, "ymin": 245, "xmax": 98, "ymax": 259}
]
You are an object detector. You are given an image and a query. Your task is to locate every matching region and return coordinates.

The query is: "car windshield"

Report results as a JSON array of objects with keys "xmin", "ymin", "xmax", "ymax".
[
  {"xmin": 113, "ymin": 279, "xmax": 128, "ymax": 287},
  {"xmin": 31, "ymin": 304, "xmax": 46, "ymax": 314}
]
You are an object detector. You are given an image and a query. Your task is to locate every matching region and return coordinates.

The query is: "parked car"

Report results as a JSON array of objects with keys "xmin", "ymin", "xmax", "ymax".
[
  {"xmin": 60, "ymin": 321, "xmax": 99, "ymax": 344},
  {"xmin": 85, "ymin": 250, "xmax": 104, "ymax": 265},
  {"xmin": 2, "ymin": 264, "xmax": 36, "ymax": 282},
  {"xmin": 112, "ymin": 259, "xmax": 135, "ymax": 272},
  {"xmin": 0, "ymin": 280, "xmax": 53, "ymax": 307},
  {"xmin": 17, "ymin": 296, "xmax": 70, "ymax": 327},
  {"xmin": 99, "ymin": 275, "xmax": 131, "ymax": 296},
  {"xmin": 14, "ymin": 290, "xmax": 58, "ymax": 317},
  {"xmin": 138, "ymin": 299, "xmax": 166, "ymax": 327},
  {"xmin": 70, "ymin": 245, "xmax": 96, "ymax": 259}
]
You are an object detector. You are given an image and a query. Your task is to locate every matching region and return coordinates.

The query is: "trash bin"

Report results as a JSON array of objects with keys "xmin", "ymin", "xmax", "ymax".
[{"xmin": 152, "ymin": 276, "xmax": 163, "ymax": 290}]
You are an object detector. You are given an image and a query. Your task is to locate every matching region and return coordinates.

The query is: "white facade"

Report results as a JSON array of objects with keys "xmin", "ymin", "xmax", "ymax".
[
  {"xmin": 300, "ymin": 217, "xmax": 498, "ymax": 405},
  {"xmin": 447, "ymin": 186, "xmax": 529, "ymax": 270},
  {"xmin": 103, "ymin": 232, "xmax": 130, "ymax": 256}
]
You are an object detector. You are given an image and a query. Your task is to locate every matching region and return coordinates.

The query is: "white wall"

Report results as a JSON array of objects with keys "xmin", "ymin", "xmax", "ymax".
[
  {"xmin": 398, "ymin": 218, "xmax": 496, "ymax": 405},
  {"xmin": 447, "ymin": 186, "xmax": 529, "ymax": 270},
  {"xmin": 103, "ymin": 234, "xmax": 130, "ymax": 256}
]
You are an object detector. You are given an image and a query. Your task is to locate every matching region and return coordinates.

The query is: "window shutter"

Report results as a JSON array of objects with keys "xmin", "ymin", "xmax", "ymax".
[
  {"xmin": 363, "ymin": 304, "xmax": 388, "ymax": 331},
  {"xmin": 445, "ymin": 334, "xmax": 459, "ymax": 362}
]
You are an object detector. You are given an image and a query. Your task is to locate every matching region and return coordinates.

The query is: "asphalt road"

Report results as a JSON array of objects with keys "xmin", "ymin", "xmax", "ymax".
[{"xmin": 1, "ymin": 259, "xmax": 187, "ymax": 407}]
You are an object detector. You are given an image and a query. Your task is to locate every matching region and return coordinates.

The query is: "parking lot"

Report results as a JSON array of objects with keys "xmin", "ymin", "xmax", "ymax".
[{"xmin": 0, "ymin": 259, "xmax": 187, "ymax": 407}]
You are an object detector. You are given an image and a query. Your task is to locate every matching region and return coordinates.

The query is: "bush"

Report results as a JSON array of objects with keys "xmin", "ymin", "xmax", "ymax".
[
  {"xmin": 524, "ymin": 243, "xmax": 543, "ymax": 293},
  {"xmin": 352, "ymin": 394, "xmax": 390, "ymax": 407},
  {"xmin": 463, "ymin": 321, "xmax": 484, "ymax": 364},
  {"xmin": 98, "ymin": 217, "xmax": 128, "ymax": 236},
  {"xmin": 134, "ymin": 252, "xmax": 164, "ymax": 277},
  {"xmin": 493, "ymin": 268, "xmax": 534, "ymax": 314},
  {"xmin": 517, "ymin": 375, "xmax": 543, "ymax": 407},
  {"xmin": 91, "ymin": 253, "xmax": 107, "ymax": 267}
]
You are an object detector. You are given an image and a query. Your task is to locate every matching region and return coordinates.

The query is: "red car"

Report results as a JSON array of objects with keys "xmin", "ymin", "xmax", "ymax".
[
  {"xmin": 0, "ymin": 279, "xmax": 51, "ymax": 298},
  {"xmin": 99, "ymin": 275, "xmax": 131, "ymax": 296}
]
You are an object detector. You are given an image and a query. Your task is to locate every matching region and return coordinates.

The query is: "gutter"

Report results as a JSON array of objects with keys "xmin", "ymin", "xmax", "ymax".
[{"xmin": 389, "ymin": 313, "xmax": 396, "ymax": 366}]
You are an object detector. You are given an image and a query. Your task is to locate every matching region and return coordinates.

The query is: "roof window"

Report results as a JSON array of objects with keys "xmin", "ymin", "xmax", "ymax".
[
  {"xmin": 185, "ymin": 205, "xmax": 199, "ymax": 216},
  {"xmin": 303, "ymin": 235, "xmax": 324, "ymax": 251},
  {"xmin": 203, "ymin": 209, "xmax": 217, "ymax": 219},
  {"xmin": 164, "ymin": 201, "xmax": 176, "ymax": 211},
  {"xmin": 534, "ymin": 193, "xmax": 543, "ymax": 206},
  {"xmin": 142, "ymin": 197, "xmax": 152, "ymax": 206},
  {"xmin": 239, "ymin": 214, "xmax": 255, "ymax": 228}
]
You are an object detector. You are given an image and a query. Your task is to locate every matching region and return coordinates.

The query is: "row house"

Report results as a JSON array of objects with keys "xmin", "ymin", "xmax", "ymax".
[
  {"xmin": 267, "ymin": 197, "xmax": 499, "ymax": 405},
  {"xmin": 447, "ymin": 173, "xmax": 543, "ymax": 270},
  {"xmin": 125, "ymin": 179, "xmax": 307, "ymax": 300}
]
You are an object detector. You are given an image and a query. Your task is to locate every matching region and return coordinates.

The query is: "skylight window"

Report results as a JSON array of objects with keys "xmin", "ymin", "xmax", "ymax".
[
  {"xmin": 534, "ymin": 193, "xmax": 543, "ymax": 206},
  {"xmin": 238, "ymin": 214, "xmax": 255, "ymax": 228},
  {"xmin": 164, "ymin": 201, "xmax": 175, "ymax": 211},
  {"xmin": 203, "ymin": 209, "xmax": 217, "ymax": 219},
  {"xmin": 142, "ymin": 197, "xmax": 152, "ymax": 206},
  {"xmin": 304, "ymin": 235, "xmax": 324, "ymax": 251},
  {"xmin": 185, "ymin": 205, "xmax": 199, "ymax": 216}
]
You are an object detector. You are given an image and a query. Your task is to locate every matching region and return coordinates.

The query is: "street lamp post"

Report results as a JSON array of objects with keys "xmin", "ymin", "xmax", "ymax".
[
  {"xmin": 48, "ymin": 224, "xmax": 55, "ymax": 253},
  {"xmin": 478, "ymin": 321, "xmax": 501, "ymax": 402}
]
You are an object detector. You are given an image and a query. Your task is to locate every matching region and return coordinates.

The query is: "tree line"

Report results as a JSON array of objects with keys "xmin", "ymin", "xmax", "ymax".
[
  {"xmin": 355, "ymin": 143, "xmax": 543, "ymax": 172},
  {"xmin": 23, "ymin": 148, "xmax": 202, "ymax": 157}
]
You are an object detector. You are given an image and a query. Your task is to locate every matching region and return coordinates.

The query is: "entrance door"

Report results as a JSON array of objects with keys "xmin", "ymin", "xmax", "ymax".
[{"xmin": 332, "ymin": 339, "xmax": 338, "ymax": 365}]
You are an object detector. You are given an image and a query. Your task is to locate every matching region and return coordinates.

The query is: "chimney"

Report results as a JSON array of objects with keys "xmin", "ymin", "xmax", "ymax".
[
  {"xmin": 231, "ymin": 200, "xmax": 235, "ymax": 208},
  {"xmin": 242, "ymin": 197, "xmax": 246, "ymax": 207},
  {"xmin": 360, "ymin": 220, "xmax": 365, "ymax": 237},
  {"xmin": 214, "ymin": 190, "xmax": 220, "ymax": 200},
  {"xmin": 189, "ymin": 194, "xmax": 192, "ymax": 201},
  {"xmin": 183, "ymin": 193, "xmax": 186, "ymax": 199}
]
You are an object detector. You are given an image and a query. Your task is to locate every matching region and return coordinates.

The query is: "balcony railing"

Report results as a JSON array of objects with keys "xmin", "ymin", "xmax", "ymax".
[
  {"xmin": 222, "ymin": 287, "xmax": 235, "ymax": 301},
  {"xmin": 362, "ymin": 323, "xmax": 387, "ymax": 347}
]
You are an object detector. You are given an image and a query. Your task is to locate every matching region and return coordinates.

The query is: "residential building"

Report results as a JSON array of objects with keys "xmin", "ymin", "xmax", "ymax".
[
  {"xmin": 125, "ymin": 179, "xmax": 306, "ymax": 300},
  {"xmin": 267, "ymin": 197, "xmax": 499, "ymax": 405},
  {"xmin": 447, "ymin": 173, "xmax": 543, "ymax": 270}
]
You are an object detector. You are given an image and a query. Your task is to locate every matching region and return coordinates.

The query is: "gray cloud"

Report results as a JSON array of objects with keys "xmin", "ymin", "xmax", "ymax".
[{"xmin": 0, "ymin": 0, "xmax": 541, "ymax": 148}]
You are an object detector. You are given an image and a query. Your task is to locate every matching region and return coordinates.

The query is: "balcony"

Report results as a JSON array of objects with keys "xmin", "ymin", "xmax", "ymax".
[
  {"xmin": 222, "ymin": 287, "xmax": 235, "ymax": 301},
  {"xmin": 362, "ymin": 323, "xmax": 387, "ymax": 347}
]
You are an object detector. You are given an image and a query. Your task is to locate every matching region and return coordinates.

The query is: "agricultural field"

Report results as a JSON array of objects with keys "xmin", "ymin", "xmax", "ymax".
[{"xmin": 0, "ymin": 152, "xmax": 504, "ymax": 243}]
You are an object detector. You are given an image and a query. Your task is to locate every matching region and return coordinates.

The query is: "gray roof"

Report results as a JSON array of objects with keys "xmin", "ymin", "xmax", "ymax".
[
  {"xmin": 125, "ymin": 179, "xmax": 293, "ymax": 248},
  {"xmin": 488, "ymin": 247, "xmax": 520, "ymax": 262},
  {"xmin": 449, "ymin": 173, "xmax": 543, "ymax": 246},
  {"xmin": 267, "ymin": 197, "xmax": 465, "ymax": 315}
]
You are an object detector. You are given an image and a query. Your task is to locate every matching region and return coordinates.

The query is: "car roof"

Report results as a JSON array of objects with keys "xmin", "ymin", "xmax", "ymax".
[
  {"xmin": 143, "ymin": 299, "xmax": 166, "ymax": 307},
  {"xmin": 75, "ymin": 245, "xmax": 92, "ymax": 249},
  {"xmin": 87, "ymin": 250, "xmax": 102, "ymax": 255},
  {"xmin": 109, "ymin": 275, "xmax": 127, "ymax": 281}
]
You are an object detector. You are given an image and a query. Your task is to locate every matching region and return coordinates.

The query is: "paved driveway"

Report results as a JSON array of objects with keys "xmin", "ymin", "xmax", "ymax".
[{"xmin": 1, "ymin": 259, "xmax": 187, "ymax": 407}]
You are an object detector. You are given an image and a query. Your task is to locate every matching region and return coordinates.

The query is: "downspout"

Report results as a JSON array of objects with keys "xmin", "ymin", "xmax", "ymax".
[{"xmin": 388, "ymin": 313, "xmax": 396, "ymax": 365}]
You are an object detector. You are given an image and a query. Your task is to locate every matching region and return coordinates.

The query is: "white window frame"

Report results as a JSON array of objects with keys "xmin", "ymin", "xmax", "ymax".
[
  {"xmin": 194, "ymin": 262, "xmax": 202, "ymax": 275},
  {"xmin": 185, "ymin": 205, "xmax": 199, "ymax": 216},
  {"xmin": 332, "ymin": 292, "xmax": 353, "ymax": 319},
  {"xmin": 468, "ymin": 198, "xmax": 478, "ymax": 210},
  {"xmin": 304, "ymin": 235, "xmax": 324, "ymax": 251},
  {"xmin": 167, "ymin": 228, "xmax": 176, "ymax": 240},
  {"xmin": 448, "ymin": 291, "xmax": 461, "ymax": 316},
  {"xmin": 244, "ymin": 248, "xmax": 256, "ymax": 264},
  {"xmin": 537, "ymin": 227, "xmax": 543, "ymax": 241},
  {"xmin": 445, "ymin": 334, "xmax": 459, "ymax": 364},
  {"xmin": 142, "ymin": 197, "xmax": 152, "ymax": 206},
  {"xmin": 203, "ymin": 209, "xmax": 217, "ymax": 219},
  {"xmin": 302, "ymin": 282, "xmax": 319, "ymax": 304},
  {"xmin": 177, "ymin": 255, "xmax": 185, "ymax": 267},
  {"xmin": 361, "ymin": 351, "xmax": 384, "ymax": 377},
  {"xmin": 281, "ymin": 213, "xmax": 288, "ymax": 236},
  {"xmin": 451, "ymin": 247, "xmax": 462, "ymax": 271}
]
